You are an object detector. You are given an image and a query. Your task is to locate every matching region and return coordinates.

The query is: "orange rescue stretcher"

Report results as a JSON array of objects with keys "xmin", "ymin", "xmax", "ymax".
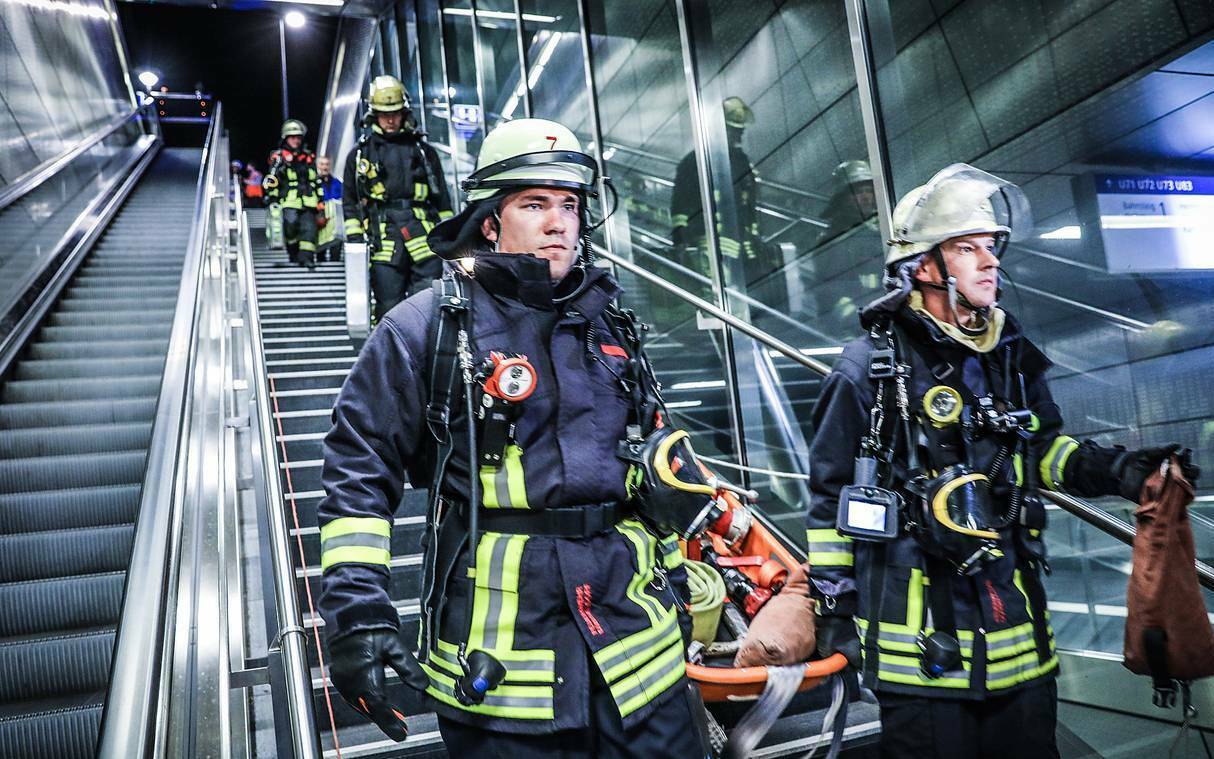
[{"xmin": 680, "ymin": 487, "xmax": 849, "ymax": 702}]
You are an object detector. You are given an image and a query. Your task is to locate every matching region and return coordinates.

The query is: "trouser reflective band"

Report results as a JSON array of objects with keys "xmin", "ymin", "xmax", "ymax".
[
  {"xmin": 414, "ymin": 182, "xmax": 429, "ymax": 202},
  {"xmin": 439, "ymin": 209, "xmax": 454, "ymax": 220},
  {"xmin": 671, "ymin": 213, "xmax": 689, "ymax": 228},
  {"xmin": 345, "ymin": 217, "xmax": 364, "ymax": 236},
  {"xmin": 987, "ymin": 648, "xmax": 1058, "ymax": 690},
  {"xmin": 299, "ymin": 240, "xmax": 316, "ymax": 252},
  {"xmin": 480, "ymin": 445, "xmax": 529, "ymax": 509},
  {"xmin": 404, "ymin": 235, "xmax": 435, "ymax": 262},
  {"xmin": 806, "ymin": 528, "xmax": 854, "ymax": 567},
  {"xmin": 1039, "ymin": 435, "xmax": 1079, "ymax": 491},
  {"xmin": 420, "ymin": 533, "xmax": 556, "ymax": 719},
  {"xmin": 319, "ymin": 516, "xmax": 392, "ymax": 571},
  {"xmin": 599, "ymin": 520, "xmax": 686, "ymax": 717}
]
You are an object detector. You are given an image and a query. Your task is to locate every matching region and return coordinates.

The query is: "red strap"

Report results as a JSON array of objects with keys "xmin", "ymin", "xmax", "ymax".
[
  {"xmin": 716, "ymin": 555, "xmax": 765, "ymax": 568},
  {"xmin": 600, "ymin": 343, "xmax": 627, "ymax": 358}
]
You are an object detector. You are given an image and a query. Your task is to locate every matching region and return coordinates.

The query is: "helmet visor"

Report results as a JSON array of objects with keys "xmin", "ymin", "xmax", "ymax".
[
  {"xmin": 895, "ymin": 163, "xmax": 1032, "ymax": 246},
  {"xmin": 461, "ymin": 150, "xmax": 599, "ymax": 197}
]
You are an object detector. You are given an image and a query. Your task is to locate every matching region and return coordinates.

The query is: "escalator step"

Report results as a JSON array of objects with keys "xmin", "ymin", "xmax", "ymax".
[
  {"xmin": 0, "ymin": 397, "xmax": 156, "ymax": 429},
  {"xmin": 0, "ymin": 525, "xmax": 135, "ymax": 582},
  {"xmin": 14, "ymin": 356, "xmax": 164, "ymax": 381},
  {"xmin": 0, "ymin": 571, "xmax": 124, "ymax": 638},
  {"xmin": 0, "ymin": 485, "xmax": 141, "ymax": 535},
  {"xmin": 0, "ymin": 422, "xmax": 151, "ymax": 458},
  {"xmin": 0, "ymin": 450, "xmax": 146, "ymax": 494},
  {"xmin": 0, "ymin": 697, "xmax": 102, "ymax": 759},
  {"xmin": 48, "ymin": 310, "xmax": 170, "ymax": 327},
  {"xmin": 26, "ymin": 339, "xmax": 168, "ymax": 361},
  {"xmin": 56, "ymin": 297, "xmax": 177, "ymax": 312},
  {"xmin": 66, "ymin": 286, "xmax": 180, "ymax": 299},
  {"xmin": 0, "ymin": 628, "xmax": 114, "ymax": 703},
  {"xmin": 1, "ymin": 376, "xmax": 160, "ymax": 404},
  {"xmin": 37, "ymin": 323, "xmax": 171, "ymax": 342}
]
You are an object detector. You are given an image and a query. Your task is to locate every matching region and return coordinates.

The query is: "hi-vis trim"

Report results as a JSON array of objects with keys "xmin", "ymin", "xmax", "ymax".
[
  {"xmin": 480, "ymin": 445, "xmax": 529, "ymax": 509},
  {"xmin": 344, "ymin": 216, "xmax": 364, "ymax": 235},
  {"xmin": 414, "ymin": 181, "xmax": 429, "ymax": 202},
  {"xmin": 1040, "ymin": 435, "xmax": 1079, "ymax": 491},
  {"xmin": 471, "ymin": 533, "xmax": 529, "ymax": 650},
  {"xmin": 319, "ymin": 516, "xmax": 391, "ymax": 571},
  {"xmin": 429, "ymin": 638, "xmax": 555, "ymax": 684},
  {"xmin": 404, "ymin": 235, "xmax": 435, "ymax": 262},
  {"xmin": 658, "ymin": 533, "xmax": 683, "ymax": 571},
  {"xmin": 611, "ymin": 634, "xmax": 686, "ymax": 718},
  {"xmin": 806, "ymin": 528, "xmax": 854, "ymax": 567},
  {"xmin": 615, "ymin": 520, "xmax": 670, "ymax": 627},
  {"xmin": 421, "ymin": 662, "xmax": 555, "ymax": 719}
]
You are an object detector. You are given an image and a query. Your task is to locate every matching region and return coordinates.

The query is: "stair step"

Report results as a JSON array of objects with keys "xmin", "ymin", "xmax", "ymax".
[
  {"xmin": 0, "ymin": 422, "xmax": 151, "ymax": 458},
  {"xmin": 1, "ymin": 376, "xmax": 160, "ymax": 404},
  {"xmin": 0, "ymin": 397, "xmax": 157, "ymax": 429},
  {"xmin": 0, "ymin": 450, "xmax": 146, "ymax": 495}
]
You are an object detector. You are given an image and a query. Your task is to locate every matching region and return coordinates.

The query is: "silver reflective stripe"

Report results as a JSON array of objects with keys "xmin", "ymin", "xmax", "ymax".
[
  {"xmin": 480, "ymin": 535, "xmax": 512, "ymax": 650},
  {"xmin": 434, "ymin": 641, "xmax": 554, "ymax": 673},
  {"xmin": 321, "ymin": 532, "xmax": 390, "ymax": 552},
  {"xmin": 609, "ymin": 641, "xmax": 684, "ymax": 705},
  {"xmin": 596, "ymin": 617, "xmax": 679, "ymax": 677},
  {"xmin": 494, "ymin": 464, "xmax": 512, "ymax": 510}
]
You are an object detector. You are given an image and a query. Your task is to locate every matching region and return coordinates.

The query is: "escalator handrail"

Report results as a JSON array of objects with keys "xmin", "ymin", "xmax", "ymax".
[
  {"xmin": 0, "ymin": 107, "xmax": 148, "ymax": 213},
  {"xmin": 97, "ymin": 104, "xmax": 224, "ymax": 759},
  {"xmin": 235, "ymin": 189, "xmax": 323, "ymax": 759},
  {"xmin": 598, "ymin": 244, "xmax": 1214, "ymax": 594}
]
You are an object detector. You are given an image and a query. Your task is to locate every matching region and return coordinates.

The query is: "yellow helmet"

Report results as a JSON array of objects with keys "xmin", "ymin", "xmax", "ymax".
[
  {"xmin": 461, "ymin": 118, "xmax": 598, "ymax": 203},
  {"xmin": 368, "ymin": 75, "xmax": 409, "ymax": 113},
  {"xmin": 723, "ymin": 96, "xmax": 754, "ymax": 129},
  {"xmin": 280, "ymin": 119, "xmax": 306, "ymax": 139},
  {"xmin": 885, "ymin": 163, "xmax": 1030, "ymax": 268}
]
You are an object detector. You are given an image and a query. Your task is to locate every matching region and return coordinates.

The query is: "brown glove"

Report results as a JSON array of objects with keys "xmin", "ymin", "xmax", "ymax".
[{"xmin": 734, "ymin": 563, "xmax": 816, "ymax": 668}]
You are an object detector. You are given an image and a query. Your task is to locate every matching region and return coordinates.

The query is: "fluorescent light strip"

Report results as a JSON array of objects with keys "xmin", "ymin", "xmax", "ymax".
[
  {"xmin": 263, "ymin": 0, "xmax": 343, "ymax": 5},
  {"xmin": 665, "ymin": 400, "xmax": 703, "ymax": 409},
  {"xmin": 669, "ymin": 380, "xmax": 726, "ymax": 390},
  {"xmin": 501, "ymin": 32, "xmax": 562, "ymax": 120},
  {"xmin": 442, "ymin": 7, "xmax": 557, "ymax": 23},
  {"xmin": 1040, "ymin": 225, "xmax": 1081, "ymax": 240}
]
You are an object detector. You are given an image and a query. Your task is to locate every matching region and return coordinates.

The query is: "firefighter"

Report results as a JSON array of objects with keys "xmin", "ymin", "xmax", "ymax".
[
  {"xmin": 669, "ymin": 96, "xmax": 761, "ymax": 286},
  {"xmin": 264, "ymin": 119, "xmax": 322, "ymax": 269},
  {"xmin": 343, "ymin": 75, "xmax": 454, "ymax": 321},
  {"xmin": 316, "ymin": 155, "xmax": 344, "ymax": 263},
  {"xmin": 806, "ymin": 163, "xmax": 1200, "ymax": 759},
  {"xmin": 318, "ymin": 117, "xmax": 707, "ymax": 758}
]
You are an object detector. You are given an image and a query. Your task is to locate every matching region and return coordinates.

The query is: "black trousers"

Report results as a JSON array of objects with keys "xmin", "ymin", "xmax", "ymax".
[
  {"xmin": 370, "ymin": 257, "xmax": 441, "ymax": 322},
  {"xmin": 878, "ymin": 679, "xmax": 1060, "ymax": 759},
  {"xmin": 437, "ymin": 670, "xmax": 709, "ymax": 759},
  {"xmin": 281, "ymin": 207, "xmax": 318, "ymax": 266}
]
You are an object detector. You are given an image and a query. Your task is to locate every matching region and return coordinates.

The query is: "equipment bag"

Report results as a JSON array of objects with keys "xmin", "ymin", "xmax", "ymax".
[{"xmin": 1124, "ymin": 455, "xmax": 1214, "ymax": 697}]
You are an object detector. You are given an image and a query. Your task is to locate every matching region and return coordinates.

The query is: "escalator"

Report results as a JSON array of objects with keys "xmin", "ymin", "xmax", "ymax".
[{"xmin": 0, "ymin": 147, "xmax": 201, "ymax": 759}]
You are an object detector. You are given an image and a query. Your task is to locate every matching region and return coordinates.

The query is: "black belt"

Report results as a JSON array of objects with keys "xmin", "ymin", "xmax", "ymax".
[
  {"xmin": 455, "ymin": 501, "xmax": 631, "ymax": 538},
  {"xmin": 381, "ymin": 198, "xmax": 427, "ymax": 211}
]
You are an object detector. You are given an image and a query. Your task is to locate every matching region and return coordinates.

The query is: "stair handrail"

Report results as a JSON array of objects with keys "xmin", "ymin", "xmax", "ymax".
[
  {"xmin": 0, "ymin": 106, "xmax": 149, "ymax": 213},
  {"xmin": 97, "ymin": 104, "xmax": 224, "ymax": 758},
  {"xmin": 235, "ymin": 191, "xmax": 323, "ymax": 759},
  {"xmin": 596, "ymin": 245, "xmax": 1214, "ymax": 593}
]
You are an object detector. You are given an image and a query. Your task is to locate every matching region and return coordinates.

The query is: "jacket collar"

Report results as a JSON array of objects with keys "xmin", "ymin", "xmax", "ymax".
[
  {"xmin": 895, "ymin": 302, "xmax": 1024, "ymax": 355},
  {"xmin": 471, "ymin": 252, "xmax": 619, "ymax": 318}
]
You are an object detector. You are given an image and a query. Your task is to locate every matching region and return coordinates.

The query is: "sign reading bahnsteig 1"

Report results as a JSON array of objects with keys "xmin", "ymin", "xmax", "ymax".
[{"xmin": 1091, "ymin": 173, "xmax": 1214, "ymax": 273}]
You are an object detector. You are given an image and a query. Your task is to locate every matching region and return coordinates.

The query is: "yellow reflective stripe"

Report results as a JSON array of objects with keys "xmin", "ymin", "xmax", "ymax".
[
  {"xmin": 987, "ymin": 651, "xmax": 1058, "ymax": 690},
  {"xmin": 320, "ymin": 545, "xmax": 390, "ymax": 571},
  {"xmin": 611, "ymin": 638, "xmax": 686, "ymax": 718},
  {"xmin": 439, "ymin": 209, "xmax": 454, "ymax": 220},
  {"xmin": 597, "ymin": 618, "xmax": 682, "ymax": 684},
  {"xmin": 614, "ymin": 520, "xmax": 669, "ymax": 627},
  {"xmin": 480, "ymin": 445, "xmax": 529, "ymax": 509},
  {"xmin": 299, "ymin": 240, "xmax": 316, "ymax": 252},
  {"xmin": 470, "ymin": 533, "xmax": 528, "ymax": 651},
  {"xmin": 658, "ymin": 533, "xmax": 683, "ymax": 571},
  {"xmin": 876, "ymin": 651, "xmax": 969, "ymax": 688},
  {"xmin": 414, "ymin": 182, "xmax": 429, "ymax": 201},
  {"xmin": 421, "ymin": 662, "xmax": 554, "ymax": 719},
  {"xmin": 344, "ymin": 217, "xmax": 364, "ymax": 235},
  {"xmin": 432, "ymin": 638, "xmax": 555, "ymax": 684},
  {"xmin": 984, "ymin": 620, "xmax": 1036, "ymax": 645},
  {"xmin": 806, "ymin": 528, "xmax": 853, "ymax": 546},
  {"xmin": 320, "ymin": 516, "xmax": 391, "ymax": 541},
  {"xmin": 671, "ymin": 214, "xmax": 689, "ymax": 227},
  {"xmin": 1039, "ymin": 435, "xmax": 1079, "ymax": 491},
  {"xmin": 1013, "ymin": 452, "xmax": 1024, "ymax": 486},
  {"xmin": 404, "ymin": 236, "xmax": 435, "ymax": 262},
  {"xmin": 808, "ymin": 551, "xmax": 854, "ymax": 567}
]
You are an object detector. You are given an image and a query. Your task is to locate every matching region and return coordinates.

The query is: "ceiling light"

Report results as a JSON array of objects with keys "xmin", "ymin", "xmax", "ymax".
[
  {"xmin": 284, "ymin": 10, "xmax": 306, "ymax": 28},
  {"xmin": 137, "ymin": 70, "xmax": 159, "ymax": 89}
]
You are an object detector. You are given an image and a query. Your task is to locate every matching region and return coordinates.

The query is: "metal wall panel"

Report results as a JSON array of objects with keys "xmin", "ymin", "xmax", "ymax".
[{"xmin": 317, "ymin": 15, "xmax": 378, "ymax": 178}]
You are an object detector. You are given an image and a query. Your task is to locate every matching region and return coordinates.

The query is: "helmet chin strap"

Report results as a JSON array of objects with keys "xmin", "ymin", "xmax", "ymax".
[{"xmin": 921, "ymin": 247, "xmax": 993, "ymax": 334}]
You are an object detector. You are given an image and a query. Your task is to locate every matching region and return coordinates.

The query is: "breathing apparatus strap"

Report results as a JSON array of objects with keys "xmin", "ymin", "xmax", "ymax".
[
  {"xmin": 418, "ymin": 271, "xmax": 471, "ymax": 657},
  {"xmin": 601, "ymin": 303, "xmax": 663, "ymax": 433}
]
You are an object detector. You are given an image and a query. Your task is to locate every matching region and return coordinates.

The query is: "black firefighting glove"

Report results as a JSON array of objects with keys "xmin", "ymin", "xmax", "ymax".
[
  {"xmin": 815, "ymin": 614, "xmax": 861, "ymax": 669},
  {"xmin": 327, "ymin": 628, "xmax": 429, "ymax": 741},
  {"xmin": 1116, "ymin": 444, "xmax": 1200, "ymax": 503}
]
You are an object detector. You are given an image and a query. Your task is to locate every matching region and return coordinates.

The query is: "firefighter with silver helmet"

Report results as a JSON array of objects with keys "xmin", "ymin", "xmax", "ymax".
[
  {"xmin": 318, "ymin": 118, "xmax": 710, "ymax": 756},
  {"xmin": 342, "ymin": 75, "xmax": 454, "ymax": 320},
  {"xmin": 805, "ymin": 164, "xmax": 1200, "ymax": 758},
  {"xmin": 264, "ymin": 119, "xmax": 323, "ymax": 268}
]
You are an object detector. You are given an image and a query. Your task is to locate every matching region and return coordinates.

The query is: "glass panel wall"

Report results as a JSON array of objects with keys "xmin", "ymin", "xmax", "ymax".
[
  {"xmin": 863, "ymin": 0, "xmax": 1214, "ymax": 650},
  {"xmin": 584, "ymin": 1, "xmax": 741, "ymax": 468}
]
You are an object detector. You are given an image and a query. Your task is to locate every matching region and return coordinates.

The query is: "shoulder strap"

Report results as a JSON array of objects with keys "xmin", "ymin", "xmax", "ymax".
[{"xmin": 424, "ymin": 271, "xmax": 471, "ymax": 493}]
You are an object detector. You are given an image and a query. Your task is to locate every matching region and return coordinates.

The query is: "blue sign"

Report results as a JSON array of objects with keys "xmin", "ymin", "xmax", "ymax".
[
  {"xmin": 451, "ymin": 104, "xmax": 482, "ymax": 138},
  {"xmin": 1095, "ymin": 174, "xmax": 1214, "ymax": 195}
]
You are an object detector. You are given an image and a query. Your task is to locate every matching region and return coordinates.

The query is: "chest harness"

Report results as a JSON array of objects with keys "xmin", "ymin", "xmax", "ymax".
[
  {"xmin": 838, "ymin": 319, "xmax": 1052, "ymax": 685},
  {"xmin": 353, "ymin": 124, "xmax": 443, "ymax": 252}
]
